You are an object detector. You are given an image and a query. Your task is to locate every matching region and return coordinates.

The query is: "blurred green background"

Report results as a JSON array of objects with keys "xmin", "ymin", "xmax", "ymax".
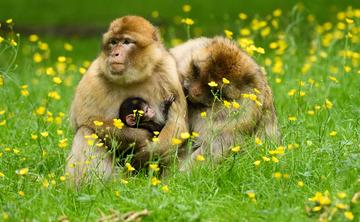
[
  {"xmin": 1, "ymin": 0, "xmax": 359, "ymax": 37},
  {"xmin": 0, "ymin": 0, "xmax": 358, "ymax": 61}
]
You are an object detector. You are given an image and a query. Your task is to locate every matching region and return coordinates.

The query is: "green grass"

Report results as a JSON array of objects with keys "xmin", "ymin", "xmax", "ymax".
[{"xmin": 0, "ymin": 3, "xmax": 360, "ymax": 222}]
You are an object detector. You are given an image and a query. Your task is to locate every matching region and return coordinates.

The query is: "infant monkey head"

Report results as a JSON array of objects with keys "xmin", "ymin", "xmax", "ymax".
[
  {"xmin": 119, "ymin": 97, "xmax": 155, "ymax": 127},
  {"xmin": 119, "ymin": 95, "xmax": 175, "ymax": 133}
]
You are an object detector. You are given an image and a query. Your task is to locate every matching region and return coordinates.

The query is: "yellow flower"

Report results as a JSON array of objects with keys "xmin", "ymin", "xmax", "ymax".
[
  {"xmin": 344, "ymin": 211, "xmax": 354, "ymax": 221},
  {"xmin": 262, "ymin": 156, "xmax": 270, "ymax": 162},
  {"xmin": 64, "ymin": 43, "xmax": 73, "ymax": 51},
  {"xmin": 224, "ymin": 30, "xmax": 233, "ymax": 39},
  {"xmin": 208, "ymin": 81, "xmax": 218, "ymax": 87},
  {"xmin": 93, "ymin": 120, "xmax": 103, "ymax": 126},
  {"xmin": 58, "ymin": 139, "xmax": 68, "ymax": 148},
  {"xmin": 18, "ymin": 191, "xmax": 25, "ymax": 197},
  {"xmin": 125, "ymin": 163, "xmax": 135, "ymax": 172},
  {"xmin": 161, "ymin": 185, "xmax": 169, "ymax": 193},
  {"xmin": 57, "ymin": 56, "xmax": 66, "ymax": 63},
  {"xmin": 42, "ymin": 179, "xmax": 49, "ymax": 188},
  {"xmin": 238, "ymin": 13, "xmax": 248, "ymax": 20},
  {"xmin": 180, "ymin": 132, "xmax": 190, "ymax": 139},
  {"xmin": 288, "ymin": 89, "xmax": 296, "ymax": 96},
  {"xmin": 60, "ymin": 176, "xmax": 66, "ymax": 181},
  {"xmin": 271, "ymin": 156, "xmax": 279, "ymax": 163},
  {"xmin": 113, "ymin": 119, "xmax": 124, "ymax": 129},
  {"xmin": 275, "ymin": 78, "xmax": 282, "ymax": 83},
  {"xmin": 151, "ymin": 11, "xmax": 159, "ymax": 18},
  {"xmin": 171, "ymin": 138, "xmax": 182, "ymax": 145},
  {"xmin": 273, "ymin": 9, "xmax": 282, "ymax": 17},
  {"xmin": 329, "ymin": 76, "xmax": 339, "ymax": 83},
  {"xmin": 182, "ymin": 4, "xmax": 191, "ymax": 12},
  {"xmin": 152, "ymin": 137, "xmax": 160, "ymax": 143},
  {"xmin": 329, "ymin": 131, "xmax": 337, "ymax": 136},
  {"xmin": 240, "ymin": 28, "xmax": 251, "ymax": 36},
  {"xmin": 200, "ymin": 112, "xmax": 207, "ymax": 118},
  {"xmin": 114, "ymin": 191, "xmax": 120, "ymax": 197},
  {"xmin": 151, "ymin": 177, "xmax": 161, "ymax": 186},
  {"xmin": 120, "ymin": 179, "xmax": 128, "ymax": 184},
  {"xmin": 256, "ymin": 47, "xmax": 265, "ymax": 54},
  {"xmin": 21, "ymin": 88, "xmax": 29, "ymax": 96},
  {"xmin": 297, "ymin": 181, "xmax": 304, "ymax": 187},
  {"xmin": 312, "ymin": 206, "xmax": 322, "ymax": 212},
  {"xmin": 48, "ymin": 91, "xmax": 61, "ymax": 100},
  {"xmin": 79, "ymin": 67, "xmax": 87, "ymax": 74},
  {"xmin": 231, "ymin": 146, "xmax": 240, "ymax": 153},
  {"xmin": 40, "ymin": 132, "xmax": 49, "ymax": 137},
  {"xmin": 222, "ymin": 77, "xmax": 230, "ymax": 84},
  {"xmin": 181, "ymin": 18, "xmax": 194, "ymax": 25},
  {"xmin": 307, "ymin": 110, "xmax": 315, "ymax": 116},
  {"xmin": 253, "ymin": 160, "xmax": 261, "ymax": 166},
  {"xmin": 288, "ymin": 116, "xmax": 297, "ymax": 121},
  {"xmin": 232, "ymin": 101, "xmax": 240, "ymax": 109},
  {"xmin": 345, "ymin": 18, "xmax": 354, "ymax": 24},
  {"xmin": 10, "ymin": 39, "xmax": 17, "ymax": 47},
  {"xmin": 29, "ymin": 34, "xmax": 39, "ymax": 42},
  {"xmin": 223, "ymin": 100, "xmax": 232, "ymax": 109},
  {"xmin": 0, "ymin": 172, "xmax": 4, "ymax": 177},
  {"xmin": 17, "ymin": 168, "xmax": 29, "ymax": 175},
  {"xmin": 191, "ymin": 132, "xmax": 199, "ymax": 137},
  {"xmin": 38, "ymin": 42, "xmax": 49, "ymax": 51},
  {"xmin": 196, "ymin": 154, "xmax": 205, "ymax": 161},
  {"xmin": 33, "ymin": 53, "xmax": 43, "ymax": 63},
  {"xmin": 325, "ymin": 99, "xmax": 333, "ymax": 109},
  {"xmin": 246, "ymin": 191, "xmax": 255, "ymax": 199},
  {"xmin": 255, "ymin": 137, "xmax": 262, "ymax": 145},
  {"xmin": 336, "ymin": 203, "xmax": 348, "ymax": 209},
  {"xmin": 149, "ymin": 163, "xmax": 160, "ymax": 172},
  {"xmin": 337, "ymin": 192, "xmax": 347, "ymax": 199},
  {"xmin": 273, "ymin": 172, "xmax": 282, "ymax": 179},
  {"xmin": 6, "ymin": 19, "xmax": 13, "ymax": 24},
  {"xmin": 52, "ymin": 77, "xmax": 62, "ymax": 85},
  {"xmin": 2, "ymin": 212, "xmax": 9, "ymax": 220}
]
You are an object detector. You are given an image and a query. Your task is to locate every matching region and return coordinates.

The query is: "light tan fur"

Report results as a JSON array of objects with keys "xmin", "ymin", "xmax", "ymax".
[
  {"xmin": 66, "ymin": 16, "xmax": 188, "ymax": 185},
  {"xmin": 170, "ymin": 36, "xmax": 280, "ymax": 169}
]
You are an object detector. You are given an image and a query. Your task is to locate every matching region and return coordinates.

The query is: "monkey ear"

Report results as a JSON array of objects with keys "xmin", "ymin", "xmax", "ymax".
[
  {"xmin": 152, "ymin": 28, "xmax": 161, "ymax": 41},
  {"xmin": 126, "ymin": 114, "xmax": 136, "ymax": 126}
]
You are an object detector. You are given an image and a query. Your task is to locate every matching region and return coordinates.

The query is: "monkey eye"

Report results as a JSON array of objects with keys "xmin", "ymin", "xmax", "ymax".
[
  {"xmin": 109, "ymin": 38, "xmax": 119, "ymax": 46},
  {"xmin": 192, "ymin": 63, "xmax": 200, "ymax": 79},
  {"xmin": 122, "ymin": 38, "xmax": 134, "ymax": 45}
]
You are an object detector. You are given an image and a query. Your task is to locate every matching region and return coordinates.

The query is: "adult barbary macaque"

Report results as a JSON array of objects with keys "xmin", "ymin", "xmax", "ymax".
[
  {"xmin": 67, "ymin": 16, "xmax": 188, "ymax": 185},
  {"xmin": 170, "ymin": 37, "xmax": 280, "ymax": 168}
]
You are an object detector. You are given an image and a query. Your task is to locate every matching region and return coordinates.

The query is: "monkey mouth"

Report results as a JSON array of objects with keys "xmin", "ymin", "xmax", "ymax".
[{"xmin": 110, "ymin": 63, "xmax": 125, "ymax": 74}]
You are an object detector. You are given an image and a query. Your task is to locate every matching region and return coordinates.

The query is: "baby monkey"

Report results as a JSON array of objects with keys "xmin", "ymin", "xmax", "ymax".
[{"xmin": 119, "ymin": 95, "xmax": 176, "ymax": 133}]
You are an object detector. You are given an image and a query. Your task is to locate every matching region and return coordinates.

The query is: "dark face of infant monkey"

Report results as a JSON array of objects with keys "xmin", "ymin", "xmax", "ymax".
[{"xmin": 119, "ymin": 96, "xmax": 175, "ymax": 133}]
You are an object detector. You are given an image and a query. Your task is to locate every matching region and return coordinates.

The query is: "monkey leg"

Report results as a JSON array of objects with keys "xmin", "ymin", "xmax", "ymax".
[{"xmin": 66, "ymin": 126, "xmax": 113, "ymax": 186}]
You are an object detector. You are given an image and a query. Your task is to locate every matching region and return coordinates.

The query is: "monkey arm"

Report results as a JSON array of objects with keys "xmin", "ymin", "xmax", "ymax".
[
  {"xmin": 82, "ymin": 118, "xmax": 152, "ymax": 146},
  {"xmin": 156, "ymin": 92, "xmax": 189, "ymax": 156}
]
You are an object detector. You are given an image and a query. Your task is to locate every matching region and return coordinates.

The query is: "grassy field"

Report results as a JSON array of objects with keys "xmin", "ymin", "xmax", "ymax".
[{"xmin": 0, "ymin": 2, "xmax": 360, "ymax": 222}]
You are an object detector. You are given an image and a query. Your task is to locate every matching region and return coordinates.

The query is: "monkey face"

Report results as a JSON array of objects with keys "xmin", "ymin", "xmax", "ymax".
[
  {"xmin": 105, "ymin": 36, "xmax": 136, "ymax": 74},
  {"xmin": 142, "ymin": 104, "xmax": 156, "ymax": 121},
  {"xmin": 101, "ymin": 16, "xmax": 161, "ymax": 85},
  {"xmin": 183, "ymin": 49, "xmax": 221, "ymax": 106}
]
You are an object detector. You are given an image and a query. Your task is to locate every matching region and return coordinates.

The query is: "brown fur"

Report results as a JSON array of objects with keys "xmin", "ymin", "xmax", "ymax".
[
  {"xmin": 66, "ymin": 16, "xmax": 188, "ymax": 185},
  {"xmin": 170, "ymin": 37, "xmax": 280, "ymax": 169}
]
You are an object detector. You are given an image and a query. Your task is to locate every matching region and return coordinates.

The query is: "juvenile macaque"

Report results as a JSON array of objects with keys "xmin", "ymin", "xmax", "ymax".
[
  {"xmin": 170, "ymin": 37, "xmax": 280, "ymax": 169},
  {"xmin": 119, "ymin": 95, "xmax": 175, "ymax": 133},
  {"xmin": 66, "ymin": 16, "xmax": 188, "ymax": 185}
]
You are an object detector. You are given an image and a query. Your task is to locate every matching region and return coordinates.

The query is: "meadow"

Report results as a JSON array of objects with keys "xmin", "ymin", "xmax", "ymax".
[{"xmin": 0, "ymin": 2, "xmax": 359, "ymax": 221}]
